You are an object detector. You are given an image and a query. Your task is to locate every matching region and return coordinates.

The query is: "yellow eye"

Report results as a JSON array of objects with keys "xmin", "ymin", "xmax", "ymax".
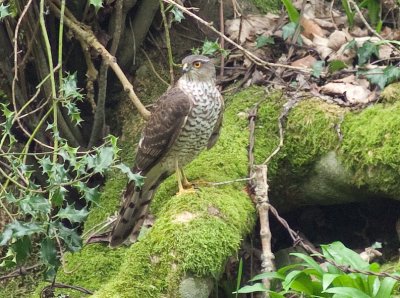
[{"xmin": 193, "ymin": 61, "xmax": 202, "ymax": 68}]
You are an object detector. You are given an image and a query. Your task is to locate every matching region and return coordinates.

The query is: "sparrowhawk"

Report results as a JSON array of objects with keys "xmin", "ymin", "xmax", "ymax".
[{"xmin": 110, "ymin": 55, "xmax": 224, "ymax": 247}]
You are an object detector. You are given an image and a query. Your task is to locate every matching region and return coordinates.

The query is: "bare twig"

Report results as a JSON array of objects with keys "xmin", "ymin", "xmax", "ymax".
[
  {"xmin": 219, "ymin": 0, "xmax": 225, "ymax": 77},
  {"xmin": 163, "ymin": 0, "xmax": 313, "ymax": 74},
  {"xmin": 159, "ymin": 0, "xmax": 175, "ymax": 85},
  {"xmin": 0, "ymin": 264, "xmax": 42, "ymax": 281},
  {"xmin": 48, "ymin": 1, "xmax": 151, "ymax": 120},
  {"xmin": 141, "ymin": 48, "xmax": 170, "ymax": 87},
  {"xmin": 248, "ymin": 105, "xmax": 274, "ymax": 291},
  {"xmin": 41, "ymin": 282, "xmax": 93, "ymax": 296}
]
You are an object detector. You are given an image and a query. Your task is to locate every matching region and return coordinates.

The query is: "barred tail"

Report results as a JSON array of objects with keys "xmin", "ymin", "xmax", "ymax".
[{"xmin": 109, "ymin": 170, "xmax": 169, "ymax": 247}]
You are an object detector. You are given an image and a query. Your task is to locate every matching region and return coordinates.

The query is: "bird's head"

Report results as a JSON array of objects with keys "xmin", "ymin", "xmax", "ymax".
[{"xmin": 181, "ymin": 55, "xmax": 216, "ymax": 82}]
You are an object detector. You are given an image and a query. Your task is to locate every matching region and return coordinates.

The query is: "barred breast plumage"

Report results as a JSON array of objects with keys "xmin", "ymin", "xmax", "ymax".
[{"xmin": 161, "ymin": 79, "xmax": 222, "ymax": 170}]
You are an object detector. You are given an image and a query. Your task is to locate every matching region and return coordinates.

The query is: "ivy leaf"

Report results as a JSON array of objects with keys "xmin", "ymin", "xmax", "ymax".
[
  {"xmin": 358, "ymin": 68, "xmax": 386, "ymax": 89},
  {"xmin": 90, "ymin": 0, "xmax": 103, "ymax": 13},
  {"xmin": 57, "ymin": 205, "xmax": 89, "ymax": 223},
  {"xmin": 383, "ymin": 65, "xmax": 400, "ymax": 85},
  {"xmin": 282, "ymin": 22, "xmax": 302, "ymax": 45},
  {"xmin": 256, "ymin": 35, "xmax": 275, "ymax": 48},
  {"xmin": 357, "ymin": 40, "xmax": 379, "ymax": 65},
  {"xmin": 0, "ymin": 248, "xmax": 16, "ymax": 268},
  {"xmin": 0, "ymin": 4, "xmax": 11, "ymax": 20},
  {"xmin": 171, "ymin": 6, "xmax": 184, "ymax": 23},
  {"xmin": 312, "ymin": 61, "xmax": 325, "ymax": 78},
  {"xmin": 114, "ymin": 163, "xmax": 144, "ymax": 187}
]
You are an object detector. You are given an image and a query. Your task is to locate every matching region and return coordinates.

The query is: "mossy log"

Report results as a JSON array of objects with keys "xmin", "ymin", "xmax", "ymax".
[{"xmin": 33, "ymin": 85, "xmax": 400, "ymax": 297}]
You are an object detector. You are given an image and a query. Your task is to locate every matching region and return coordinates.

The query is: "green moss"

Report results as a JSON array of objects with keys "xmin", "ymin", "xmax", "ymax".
[
  {"xmin": 251, "ymin": 0, "xmax": 281, "ymax": 13},
  {"xmin": 340, "ymin": 101, "xmax": 400, "ymax": 197},
  {"xmin": 255, "ymin": 96, "xmax": 345, "ymax": 208},
  {"xmin": 35, "ymin": 87, "xmax": 261, "ymax": 297}
]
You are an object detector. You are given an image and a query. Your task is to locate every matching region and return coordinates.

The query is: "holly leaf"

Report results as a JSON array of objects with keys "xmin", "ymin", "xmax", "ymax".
[
  {"xmin": 12, "ymin": 236, "xmax": 32, "ymax": 264},
  {"xmin": 87, "ymin": 146, "xmax": 115, "ymax": 174},
  {"xmin": 201, "ymin": 40, "xmax": 221, "ymax": 55},
  {"xmin": 0, "ymin": 221, "xmax": 44, "ymax": 245},
  {"xmin": 57, "ymin": 224, "xmax": 82, "ymax": 252},
  {"xmin": 0, "ymin": 4, "xmax": 11, "ymax": 20},
  {"xmin": 90, "ymin": 0, "xmax": 103, "ymax": 13},
  {"xmin": 57, "ymin": 205, "xmax": 89, "ymax": 223},
  {"xmin": 75, "ymin": 181, "xmax": 101, "ymax": 204},
  {"xmin": 256, "ymin": 35, "xmax": 275, "ymax": 48},
  {"xmin": 171, "ymin": 6, "xmax": 184, "ymax": 23},
  {"xmin": 19, "ymin": 195, "xmax": 51, "ymax": 217},
  {"xmin": 114, "ymin": 163, "xmax": 144, "ymax": 187},
  {"xmin": 357, "ymin": 40, "xmax": 379, "ymax": 65},
  {"xmin": 40, "ymin": 237, "xmax": 60, "ymax": 280}
]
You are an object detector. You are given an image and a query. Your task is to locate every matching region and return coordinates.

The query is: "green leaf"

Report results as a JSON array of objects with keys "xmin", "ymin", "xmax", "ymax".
[
  {"xmin": 281, "ymin": 0, "xmax": 300, "ymax": 23},
  {"xmin": 341, "ymin": 0, "xmax": 355, "ymax": 27},
  {"xmin": 290, "ymin": 252, "xmax": 325, "ymax": 276},
  {"xmin": 40, "ymin": 237, "xmax": 60, "ymax": 280},
  {"xmin": 235, "ymin": 283, "xmax": 267, "ymax": 293},
  {"xmin": 90, "ymin": 0, "xmax": 103, "ymax": 13},
  {"xmin": 56, "ymin": 223, "xmax": 82, "ymax": 252},
  {"xmin": 250, "ymin": 271, "xmax": 285, "ymax": 281},
  {"xmin": 201, "ymin": 40, "xmax": 221, "ymax": 55},
  {"xmin": 282, "ymin": 22, "xmax": 301, "ymax": 45},
  {"xmin": 171, "ymin": 6, "xmax": 184, "ymax": 23},
  {"xmin": 328, "ymin": 60, "xmax": 348, "ymax": 73},
  {"xmin": 322, "ymin": 273, "xmax": 341, "ymax": 290},
  {"xmin": 0, "ymin": 3, "xmax": 11, "ymax": 20},
  {"xmin": 12, "ymin": 236, "xmax": 32, "ymax": 264},
  {"xmin": 375, "ymin": 276, "xmax": 398, "ymax": 298},
  {"xmin": 321, "ymin": 241, "xmax": 369, "ymax": 270},
  {"xmin": 256, "ymin": 35, "xmax": 275, "ymax": 48},
  {"xmin": 87, "ymin": 146, "xmax": 115, "ymax": 174},
  {"xmin": 360, "ymin": 0, "xmax": 380, "ymax": 27},
  {"xmin": 19, "ymin": 195, "xmax": 51, "ymax": 217},
  {"xmin": 357, "ymin": 40, "xmax": 379, "ymax": 65},
  {"xmin": 57, "ymin": 205, "xmax": 89, "ymax": 223},
  {"xmin": 383, "ymin": 65, "xmax": 400, "ymax": 85},
  {"xmin": 114, "ymin": 163, "xmax": 144, "ymax": 187},
  {"xmin": 75, "ymin": 182, "xmax": 101, "ymax": 204},
  {"xmin": 344, "ymin": 39, "xmax": 357, "ymax": 51},
  {"xmin": 282, "ymin": 271, "xmax": 314, "ymax": 295},
  {"xmin": 324, "ymin": 286, "xmax": 371, "ymax": 298},
  {"xmin": 312, "ymin": 61, "xmax": 325, "ymax": 78},
  {"xmin": 358, "ymin": 68, "xmax": 386, "ymax": 89},
  {"xmin": 235, "ymin": 258, "xmax": 243, "ymax": 297}
]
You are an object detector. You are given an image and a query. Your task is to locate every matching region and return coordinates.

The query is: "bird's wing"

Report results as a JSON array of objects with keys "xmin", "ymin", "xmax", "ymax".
[
  {"xmin": 134, "ymin": 87, "xmax": 193, "ymax": 173},
  {"xmin": 207, "ymin": 94, "xmax": 224, "ymax": 149}
]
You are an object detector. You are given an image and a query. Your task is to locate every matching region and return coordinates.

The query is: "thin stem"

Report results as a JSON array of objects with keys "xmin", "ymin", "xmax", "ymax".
[{"xmin": 159, "ymin": 0, "xmax": 174, "ymax": 85}]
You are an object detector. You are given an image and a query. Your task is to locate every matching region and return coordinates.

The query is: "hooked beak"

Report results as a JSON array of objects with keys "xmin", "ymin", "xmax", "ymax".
[{"xmin": 182, "ymin": 63, "xmax": 191, "ymax": 73}]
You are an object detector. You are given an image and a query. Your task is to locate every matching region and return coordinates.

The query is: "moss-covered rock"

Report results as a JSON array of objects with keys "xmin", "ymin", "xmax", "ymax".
[{"xmin": 39, "ymin": 87, "xmax": 261, "ymax": 297}]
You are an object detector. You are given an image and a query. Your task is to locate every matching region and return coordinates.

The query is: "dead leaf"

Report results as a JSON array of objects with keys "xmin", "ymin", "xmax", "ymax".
[
  {"xmin": 291, "ymin": 55, "xmax": 317, "ymax": 68},
  {"xmin": 328, "ymin": 30, "xmax": 350, "ymax": 51},
  {"xmin": 320, "ymin": 82, "xmax": 371, "ymax": 103},
  {"xmin": 312, "ymin": 35, "xmax": 333, "ymax": 59},
  {"xmin": 301, "ymin": 17, "xmax": 325, "ymax": 39}
]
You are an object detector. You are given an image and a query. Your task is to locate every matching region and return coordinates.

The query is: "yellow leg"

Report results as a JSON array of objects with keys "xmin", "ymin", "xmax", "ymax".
[
  {"xmin": 180, "ymin": 168, "xmax": 193, "ymax": 189},
  {"xmin": 176, "ymin": 161, "xmax": 195, "ymax": 195}
]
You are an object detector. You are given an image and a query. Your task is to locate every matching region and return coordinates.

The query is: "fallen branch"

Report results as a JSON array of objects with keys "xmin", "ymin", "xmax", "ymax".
[{"xmin": 48, "ymin": 1, "xmax": 151, "ymax": 120}]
